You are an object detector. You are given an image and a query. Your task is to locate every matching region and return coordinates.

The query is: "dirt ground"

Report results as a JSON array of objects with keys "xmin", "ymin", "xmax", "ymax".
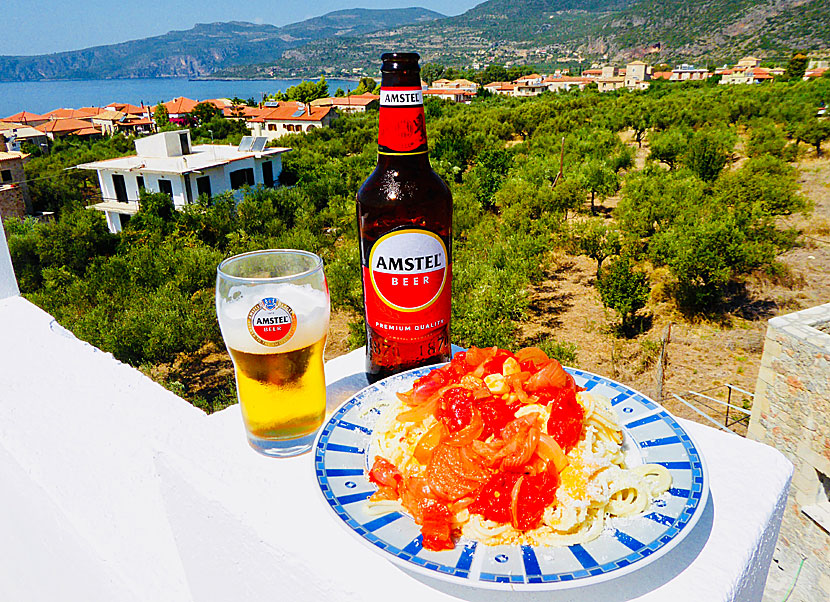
[{"xmin": 527, "ymin": 137, "xmax": 830, "ymax": 434}]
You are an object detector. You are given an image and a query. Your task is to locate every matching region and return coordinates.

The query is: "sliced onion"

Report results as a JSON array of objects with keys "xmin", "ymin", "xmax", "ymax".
[
  {"xmin": 510, "ymin": 475, "xmax": 525, "ymax": 529},
  {"xmin": 526, "ymin": 360, "xmax": 568, "ymax": 392},
  {"xmin": 397, "ymin": 397, "xmax": 438, "ymax": 422},
  {"xmin": 515, "ymin": 347, "xmax": 551, "ymax": 367},
  {"xmin": 414, "ymin": 422, "xmax": 445, "ymax": 464},
  {"xmin": 446, "ymin": 409, "xmax": 484, "ymax": 447},
  {"xmin": 538, "ymin": 433, "xmax": 569, "ymax": 473}
]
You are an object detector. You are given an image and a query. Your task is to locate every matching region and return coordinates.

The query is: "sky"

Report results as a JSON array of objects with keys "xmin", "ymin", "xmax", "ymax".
[{"xmin": 1, "ymin": 0, "xmax": 483, "ymax": 56}]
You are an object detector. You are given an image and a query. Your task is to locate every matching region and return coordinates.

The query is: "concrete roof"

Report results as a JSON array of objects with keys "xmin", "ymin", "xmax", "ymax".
[{"xmin": 77, "ymin": 143, "xmax": 291, "ymax": 175}]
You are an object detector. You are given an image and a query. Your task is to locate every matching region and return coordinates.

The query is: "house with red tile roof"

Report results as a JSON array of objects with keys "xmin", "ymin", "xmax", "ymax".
[
  {"xmin": 483, "ymin": 81, "xmax": 514, "ymax": 95},
  {"xmin": 1, "ymin": 111, "xmax": 49, "ymax": 127},
  {"xmin": 431, "ymin": 79, "xmax": 479, "ymax": 92},
  {"xmin": 35, "ymin": 118, "xmax": 102, "ymax": 140},
  {"xmin": 160, "ymin": 97, "xmax": 199, "ymax": 125},
  {"xmin": 721, "ymin": 68, "xmax": 773, "ymax": 85},
  {"xmin": 247, "ymin": 102, "xmax": 335, "ymax": 140},
  {"xmin": 544, "ymin": 75, "xmax": 591, "ymax": 92},
  {"xmin": 105, "ymin": 102, "xmax": 148, "ymax": 117},
  {"xmin": 310, "ymin": 93, "xmax": 379, "ymax": 113},
  {"xmin": 423, "ymin": 89, "xmax": 475, "ymax": 103},
  {"xmin": 804, "ymin": 68, "xmax": 828, "ymax": 80}
]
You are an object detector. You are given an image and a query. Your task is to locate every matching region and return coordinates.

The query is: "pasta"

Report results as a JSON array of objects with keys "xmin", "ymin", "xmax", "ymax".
[{"xmin": 364, "ymin": 346, "xmax": 671, "ymax": 552}]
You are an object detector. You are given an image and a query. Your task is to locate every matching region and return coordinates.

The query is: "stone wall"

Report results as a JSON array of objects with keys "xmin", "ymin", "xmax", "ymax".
[
  {"xmin": 748, "ymin": 304, "xmax": 830, "ymax": 601},
  {"xmin": 0, "ymin": 185, "xmax": 27, "ymax": 219}
]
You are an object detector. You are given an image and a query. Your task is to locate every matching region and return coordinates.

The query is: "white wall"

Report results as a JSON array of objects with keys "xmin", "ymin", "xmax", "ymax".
[{"xmin": 0, "ymin": 221, "xmax": 19, "ymax": 299}]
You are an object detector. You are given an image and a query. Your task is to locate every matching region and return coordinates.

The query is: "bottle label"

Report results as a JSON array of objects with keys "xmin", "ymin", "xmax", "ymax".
[
  {"xmin": 247, "ymin": 297, "xmax": 296, "ymax": 347},
  {"xmin": 363, "ymin": 228, "xmax": 451, "ymax": 342},
  {"xmin": 378, "ymin": 86, "xmax": 427, "ymax": 154}
]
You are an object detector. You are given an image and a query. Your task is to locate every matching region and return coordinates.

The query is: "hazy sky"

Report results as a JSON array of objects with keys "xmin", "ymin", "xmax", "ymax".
[{"xmin": 1, "ymin": 1, "xmax": 482, "ymax": 56}]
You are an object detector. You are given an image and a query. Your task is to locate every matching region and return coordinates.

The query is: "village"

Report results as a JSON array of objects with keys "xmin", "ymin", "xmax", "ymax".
[{"xmin": 0, "ymin": 54, "xmax": 828, "ymax": 232}]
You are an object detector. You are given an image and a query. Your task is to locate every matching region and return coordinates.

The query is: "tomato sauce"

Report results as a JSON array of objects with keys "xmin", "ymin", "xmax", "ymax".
[{"xmin": 369, "ymin": 345, "xmax": 585, "ymax": 550}]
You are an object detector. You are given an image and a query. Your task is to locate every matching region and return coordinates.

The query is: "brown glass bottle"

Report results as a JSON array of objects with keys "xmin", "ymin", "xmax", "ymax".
[{"xmin": 357, "ymin": 52, "xmax": 453, "ymax": 382}]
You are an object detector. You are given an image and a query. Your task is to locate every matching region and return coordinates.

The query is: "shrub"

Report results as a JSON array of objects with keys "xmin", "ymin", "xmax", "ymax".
[{"xmin": 597, "ymin": 256, "xmax": 650, "ymax": 333}]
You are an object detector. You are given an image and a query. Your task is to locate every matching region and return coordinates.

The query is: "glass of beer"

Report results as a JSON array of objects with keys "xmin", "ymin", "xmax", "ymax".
[{"xmin": 216, "ymin": 249, "xmax": 329, "ymax": 457}]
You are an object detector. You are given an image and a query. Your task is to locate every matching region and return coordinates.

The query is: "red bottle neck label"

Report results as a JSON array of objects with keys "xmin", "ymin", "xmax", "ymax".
[
  {"xmin": 362, "ymin": 228, "xmax": 451, "ymax": 342},
  {"xmin": 378, "ymin": 86, "xmax": 428, "ymax": 155}
]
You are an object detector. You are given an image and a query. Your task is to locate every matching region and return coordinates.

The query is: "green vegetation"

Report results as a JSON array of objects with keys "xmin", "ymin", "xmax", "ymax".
[{"xmin": 4, "ymin": 73, "xmax": 827, "ymax": 406}]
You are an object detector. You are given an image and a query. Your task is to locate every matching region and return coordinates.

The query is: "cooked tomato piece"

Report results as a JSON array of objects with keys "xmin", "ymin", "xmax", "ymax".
[
  {"xmin": 475, "ymin": 396, "xmax": 517, "ymax": 440},
  {"xmin": 469, "ymin": 466, "xmax": 558, "ymax": 530},
  {"xmin": 437, "ymin": 387, "xmax": 474, "ymax": 433},
  {"xmin": 420, "ymin": 498, "xmax": 454, "ymax": 551},
  {"xmin": 468, "ymin": 471, "xmax": 521, "ymax": 524},
  {"xmin": 464, "ymin": 346, "xmax": 493, "ymax": 367},
  {"xmin": 482, "ymin": 349, "xmax": 517, "ymax": 376},
  {"xmin": 427, "ymin": 443, "xmax": 490, "ymax": 501},
  {"xmin": 409, "ymin": 368, "xmax": 449, "ymax": 404},
  {"xmin": 514, "ymin": 468, "xmax": 559, "ymax": 530},
  {"xmin": 546, "ymin": 386, "xmax": 585, "ymax": 453},
  {"xmin": 368, "ymin": 457, "xmax": 403, "ymax": 493}
]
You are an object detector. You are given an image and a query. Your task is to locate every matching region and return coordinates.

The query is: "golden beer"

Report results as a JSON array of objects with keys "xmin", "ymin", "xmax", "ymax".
[
  {"xmin": 216, "ymin": 250, "xmax": 330, "ymax": 457},
  {"xmin": 229, "ymin": 338, "xmax": 327, "ymax": 440}
]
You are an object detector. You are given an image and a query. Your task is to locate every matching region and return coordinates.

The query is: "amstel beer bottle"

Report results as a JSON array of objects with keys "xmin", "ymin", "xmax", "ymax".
[{"xmin": 357, "ymin": 52, "xmax": 452, "ymax": 382}]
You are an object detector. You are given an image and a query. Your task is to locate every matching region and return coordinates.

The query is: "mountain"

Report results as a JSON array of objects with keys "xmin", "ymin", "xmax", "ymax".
[
  {"xmin": 219, "ymin": 0, "xmax": 830, "ymax": 77},
  {"xmin": 0, "ymin": 8, "xmax": 444, "ymax": 81}
]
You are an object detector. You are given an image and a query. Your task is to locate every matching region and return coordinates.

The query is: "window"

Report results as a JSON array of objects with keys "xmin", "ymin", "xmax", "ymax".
[
  {"xmin": 158, "ymin": 179, "xmax": 173, "ymax": 198},
  {"xmin": 196, "ymin": 176, "xmax": 212, "ymax": 199},
  {"xmin": 136, "ymin": 176, "xmax": 145, "ymax": 192},
  {"xmin": 112, "ymin": 174, "xmax": 128, "ymax": 203},
  {"xmin": 179, "ymin": 132, "xmax": 190, "ymax": 155},
  {"xmin": 262, "ymin": 161, "xmax": 274, "ymax": 188},
  {"xmin": 229, "ymin": 168, "xmax": 255, "ymax": 190},
  {"xmin": 1, "ymin": 169, "xmax": 11, "ymax": 183},
  {"xmin": 267, "ymin": 124, "xmax": 277, "ymax": 131}
]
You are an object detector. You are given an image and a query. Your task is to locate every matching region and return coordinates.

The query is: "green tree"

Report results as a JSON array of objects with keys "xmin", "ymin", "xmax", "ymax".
[
  {"xmin": 571, "ymin": 217, "xmax": 621, "ymax": 279},
  {"xmin": 625, "ymin": 101, "xmax": 652, "ymax": 148},
  {"xmin": 470, "ymin": 148, "xmax": 512, "ymax": 209},
  {"xmin": 421, "ymin": 63, "xmax": 445, "ymax": 85},
  {"xmin": 189, "ymin": 102, "xmax": 220, "ymax": 126},
  {"xmin": 596, "ymin": 256, "xmax": 650, "ymax": 333},
  {"xmin": 579, "ymin": 159, "xmax": 618, "ymax": 213},
  {"xmin": 274, "ymin": 79, "xmax": 330, "ymax": 104},
  {"xmin": 334, "ymin": 87, "xmax": 345, "ymax": 97},
  {"xmin": 153, "ymin": 103, "xmax": 169, "ymax": 127},
  {"xmin": 683, "ymin": 127, "xmax": 735, "ymax": 182},
  {"xmin": 479, "ymin": 64, "xmax": 509, "ymax": 85},
  {"xmin": 784, "ymin": 53, "xmax": 809, "ymax": 81},
  {"xmin": 648, "ymin": 127, "xmax": 688, "ymax": 170},
  {"xmin": 351, "ymin": 77, "xmax": 377, "ymax": 96},
  {"xmin": 798, "ymin": 118, "xmax": 830, "ymax": 157}
]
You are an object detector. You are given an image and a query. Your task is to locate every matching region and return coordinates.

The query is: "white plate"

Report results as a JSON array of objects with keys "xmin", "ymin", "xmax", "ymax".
[{"xmin": 313, "ymin": 364, "xmax": 709, "ymax": 590}]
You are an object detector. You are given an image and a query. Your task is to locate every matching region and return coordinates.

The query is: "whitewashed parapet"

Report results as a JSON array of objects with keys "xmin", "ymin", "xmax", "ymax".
[
  {"xmin": 748, "ymin": 303, "xmax": 830, "ymax": 600},
  {"xmin": 0, "ymin": 219, "xmax": 20, "ymax": 299}
]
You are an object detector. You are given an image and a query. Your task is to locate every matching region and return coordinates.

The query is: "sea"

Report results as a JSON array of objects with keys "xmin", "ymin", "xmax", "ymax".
[{"xmin": 0, "ymin": 77, "xmax": 359, "ymax": 117}]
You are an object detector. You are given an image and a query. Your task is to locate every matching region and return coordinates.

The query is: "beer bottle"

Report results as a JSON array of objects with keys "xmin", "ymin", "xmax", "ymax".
[{"xmin": 357, "ymin": 52, "xmax": 452, "ymax": 382}]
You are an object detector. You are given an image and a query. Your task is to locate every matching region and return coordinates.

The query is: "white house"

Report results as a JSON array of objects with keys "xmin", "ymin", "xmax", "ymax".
[
  {"xmin": 78, "ymin": 130, "xmax": 290, "ymax": 233},
  {"xmin": 247, "ymin": 102, "xmax": 335, "ymax": 141}
]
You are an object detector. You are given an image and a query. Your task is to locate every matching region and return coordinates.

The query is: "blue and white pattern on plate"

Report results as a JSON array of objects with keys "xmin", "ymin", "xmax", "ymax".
[{"xmin": 313, "ymin": 364, "xmax": 709, "ymax": 590}]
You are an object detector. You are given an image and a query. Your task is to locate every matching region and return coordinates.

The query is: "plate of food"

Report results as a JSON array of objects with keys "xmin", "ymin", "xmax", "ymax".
[{"xmin": 313, "ymin": 346, "xmax": 707, "ymax": 590}]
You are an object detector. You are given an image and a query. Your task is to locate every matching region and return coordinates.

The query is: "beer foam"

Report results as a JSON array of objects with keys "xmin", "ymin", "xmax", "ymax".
[{"xmin": 218, "ymin": 282, "xmax": 329, "ymax": 354}]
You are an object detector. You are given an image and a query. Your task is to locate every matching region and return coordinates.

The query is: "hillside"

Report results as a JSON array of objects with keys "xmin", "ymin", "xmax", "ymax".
[
  {"xmin": 0, "ymin": 8, "xmax": 444, "ymax": 81},
  {"xmin": 222, "ymin": 0, "xmax": 830, "ymax": 77}
]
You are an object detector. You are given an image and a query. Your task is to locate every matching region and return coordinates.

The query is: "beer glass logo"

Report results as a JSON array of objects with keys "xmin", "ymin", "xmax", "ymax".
[
  {"xmin": 369, "ymin": 230, "xmax": 447, "ymax": 312},
  {"xmin": 247, "ymin": 297, "xmax": 297, "ymax": 346}
]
